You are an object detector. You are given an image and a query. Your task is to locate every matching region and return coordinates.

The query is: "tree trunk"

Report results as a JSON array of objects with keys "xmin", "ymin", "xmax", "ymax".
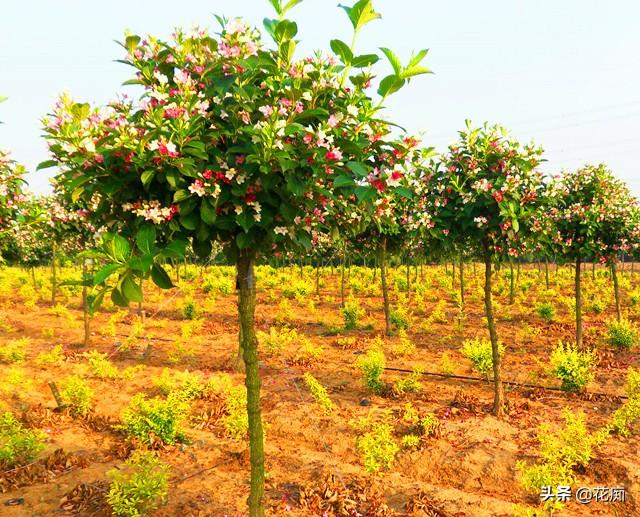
[
  {"xmin": 484, "ymin": 251, "xmax": 504, "ymax": 417},
  {"xmin": 31, "ymin": 267, "xmax": 37, "ymax": 290},
  {"xmin": 340, "ymin": 245, "xmax": 346, "ymax": 308},
  {"xmin": 82, "ymin": 261, "xmax": 90, "ymax": 347},
  {"xmin": 451, "ymin": 261, "xmax": 456, "ymax": 289},
  {"xmin": 612, "ymin": 260, "xmax": 622, "ymax": 322},
  {"xmin": 315, "ymin": 261, "xmax": 320, "ymax": 296},
  {"xmin": 405, "ymin": 255, "xmax": 410, "ymax": 298},
  {"xmin": 508, "ymin": 260, "xmax": 515, "ymax": 305},
  {"xmin": 51, "ymin": 241, "xmax": 57, "ymax": 305},
  {"xmin": 237, "ymin": 250, "xmax": 265, "ymax": 516},
  {"xmin": 380, "ymin": 238, "xmax": 391, "ymax": 336},
  {"xmin": 459, "ymin": 256, "xmax": 465, "ymax": 309},
  {"xmin": 575, "ymin": 255, "xmax": 583, "ymax": 349},
  {"xmin": 544, "ymin": 258, "xmax": 550, "ymax": 290}
]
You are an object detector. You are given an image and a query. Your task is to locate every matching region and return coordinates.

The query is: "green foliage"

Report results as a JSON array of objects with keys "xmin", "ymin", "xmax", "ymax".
[
  {"xmin": 400, "ymin": 434, "xmax": 420, "ymax": 449},
  {"xmin": 35, "ymin": 344, "xmax": 65, "ymax": 367},
  {"xmin": 535, "ymin": 302, "xmax": 555, "ymax": 322},
  {"xmin": 256, "ymin": 325, "xmax": 299, "ymax": 356},
  {"xmin": 391, "ymin": 329, "xmax": 415, "ymax": 357},
  {"xmin": 461, "ymin": 337, "xmax": 503, "ymax": 378},
  {"xmin": 60, "ymin": 375, "xmax": 94, "ymax": 417},
  {"xmin": 516, "ymin": 409, "xmax": 608, "ymax": 511},
  {"xmin": 120, "ymin": 393, "xmax": 189, "ymax": 445},
  {"xmin": 0, "ymin": 337, "xmax": 28, "ymax": 363},
  {"xmin": 204, "ymin": 375, "xmax": 248, "ymax": 440},
  {"xmin": 549, "ymin": 342, "xmax": 596, "ymax": 392},
  {"xmin": 181, "ymin": 297, "xmax": 199, "ymax": 320},
  {"xmin": 439, "ymin": 351, "xmax": 457, "ymax": 376},
  {"xmin": 608, "ymin": 368, "xmax": 640, "ymax": 436},
  {"xmin": 393, "ymin": 366, "xmax": 423, "ymax": 394},
  {"xmin": 357, "ymin": 346, "xmax": 385, "ymax": 394},
  {"xmin": 342, "ymin": 298, "xmax": 364, "ymax": 330},
  {"xmin": 389, "ymin": 305, "xmax": 410, "ymax": 330},
  {"xmin": 303, "ymin": 373, "xmax": 335, "ymax": 415},
  {"xmin": 354, "ymin": 413, "xmax": 399, "ymax": 473},
  {"xmin": 607, "ymin": 318, "xmax": 638, "ymax": 350},
  {"xmin": 0, "ymin": 412, "xmax": 45, "ymax": 469},
  {"xmin": 106, "ymin": 451, "xmax": 169, "ymax": 517}
]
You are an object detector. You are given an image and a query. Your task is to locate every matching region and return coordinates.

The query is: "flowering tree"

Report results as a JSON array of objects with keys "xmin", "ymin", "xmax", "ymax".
[
  {"xmin": 545, "ymin": 165, "xmax": 640, "ymax": 341},
  {"xmin": 0, "ymin": 99, "xmax": 28, "ymax": 262},
  {"xmin": 40, "ymin": 0, "xmax": 430, "ymax": 513},
  {"xmin": 429, "ymin": 122, "xmax": 544, "ymax": 416}
]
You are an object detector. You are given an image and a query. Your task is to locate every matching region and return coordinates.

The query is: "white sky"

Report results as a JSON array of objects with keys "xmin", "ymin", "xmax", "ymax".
[{"xmin": 1, "ymin": 0, "xmax": 639, "ymax": 194}]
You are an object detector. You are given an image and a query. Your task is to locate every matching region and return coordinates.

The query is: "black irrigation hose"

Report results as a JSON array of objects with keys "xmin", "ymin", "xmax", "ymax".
[{"xmin": 383, "ymin": 366, "xmax": 629, "ymax": 401}]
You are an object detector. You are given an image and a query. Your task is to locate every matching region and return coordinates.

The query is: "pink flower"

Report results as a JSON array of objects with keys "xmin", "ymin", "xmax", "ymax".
[
  {"xmin": 328, "ymin": 114, "xmax": 339, "ymax": 128},
  {"xmin": 325, "ymin": 148, "xmax": 343, "ymax": 161},
  {"xmin": 258, "ymin": 105, "xmax": 273, "ymax": 118}
]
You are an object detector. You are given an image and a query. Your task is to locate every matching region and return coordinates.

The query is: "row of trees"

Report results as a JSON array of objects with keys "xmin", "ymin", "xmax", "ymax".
[{"xmin": 2, "ymin": 1, "xmax": 639, "ymax": 514}]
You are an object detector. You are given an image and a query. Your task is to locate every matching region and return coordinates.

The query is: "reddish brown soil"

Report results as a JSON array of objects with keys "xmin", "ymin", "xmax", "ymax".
[{"xmin": 0, "ymin": 264, "xmax": 638, "ymax": 516}]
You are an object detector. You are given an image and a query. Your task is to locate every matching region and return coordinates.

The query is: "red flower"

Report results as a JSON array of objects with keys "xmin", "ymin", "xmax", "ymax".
[{"xmin": 492, "ymin": 190, "xmax": 504, "ymax": 203}]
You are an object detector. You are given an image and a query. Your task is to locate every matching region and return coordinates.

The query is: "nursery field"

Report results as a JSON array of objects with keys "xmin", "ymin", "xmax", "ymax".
[{"xmin": 0, "ymin": 262, "xmax": 638, "ymax": 516}]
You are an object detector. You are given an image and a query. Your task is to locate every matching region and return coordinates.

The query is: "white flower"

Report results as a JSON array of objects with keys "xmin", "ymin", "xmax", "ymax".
[
  {"xmin": 347, "ymin": 105, "xmax": 358, "ymax": 117},
  {"xmin": 225, "ymin": 18, "xmax": 248, "ymax": 35},
  {"xmin": 274, "ymin": 226, "xmax": 288, "ymax": 235},
  {"xmin": 153, "ymin": 71, "xmax": 168, "ymax": 85}
]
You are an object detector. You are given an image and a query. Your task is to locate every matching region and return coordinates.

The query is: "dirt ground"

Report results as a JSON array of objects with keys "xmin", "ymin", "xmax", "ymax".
[{"xmin": 0, "ymin": 263, "xmax": 638, "ymax": 516}]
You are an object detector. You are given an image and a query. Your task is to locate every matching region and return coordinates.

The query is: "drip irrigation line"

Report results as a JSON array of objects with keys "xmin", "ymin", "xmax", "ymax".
[{"xmin": 382, "ymin": 366, "xmax": 628, "ymax": 400}]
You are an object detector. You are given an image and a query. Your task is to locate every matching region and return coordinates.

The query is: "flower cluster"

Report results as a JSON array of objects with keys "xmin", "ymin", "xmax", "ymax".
[
  {"xmin": 41, "ymin": 12, "xmax": 425, "ymax": 257},
  {"xmin": 427, "ymin": 122, "xmax": 545, "ymax": 260}
]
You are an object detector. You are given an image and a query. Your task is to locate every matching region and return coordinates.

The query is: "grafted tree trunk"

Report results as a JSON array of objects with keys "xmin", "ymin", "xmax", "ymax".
[
  {"xmin": 508, "ymin": 260, "xmax": 515, "ymax": 305},
  {"xmin": 82, "ymin": 261, "xmax": 90, "ymax": 347},
  {"xmin": 459, "ymin": 257, "xmax": 465, "ymax": 309},
  {"xmin": 51, "ymin": 241, "xmax": 57, "ymax": 305},
  {"xmin": 340, "ymin": 245, "xmax": 346, "ymax": 307},
  {"xmin": 483, "ymin": 250, "xmax": 504, "ymax": 417},
  {"xmin": 237, "ymin": 250, "xmax": 265, "ymax": 517},
  {"xmin": 575, "ymin": 255, "xmax": 583, "ymax": 349},
  {"xmin": 544, "ymin": 258, "xmax": 550, "ymax": 290},
  {"xmin": 612, "ymin": 260, "xmax": 622, "ymax": 322},
  {"xmin": 380, "ymin": 237, "xmax": 391, "ymax": 336}
]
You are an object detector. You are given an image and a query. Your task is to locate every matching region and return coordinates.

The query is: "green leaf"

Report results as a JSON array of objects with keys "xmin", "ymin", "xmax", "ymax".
[
  {"xmin": 88, "ymin": 288, "xmax": 107, "ymax": 314},
  {"xmin": 333, "ymin": 175, "xmax": 354, "ymax": 188},
  {"xmin": 93, "ymin": 264, "xmax": 121, "ymax": 286},
  {"xmin": 180, "ymin": 212, "xmax": 199, "ymax": 231},
  {"xmin": 151, "ymin": 263, "xmax": 173, "ymax": 289},
  {"xmin": 121, "ymin": 275, "xmax": 143, "ymax": 303},
  {"xmin": 346, "ymin": 161, "xmax": 369, "ymax": 178},
  {"xmin": 274, "ymin": 19, "xmax": 298, "ymax": 42},
  {"xmin": 200, "ymin": 198, "xmax": 217, "ymax": 225},
  {"xmin": 268, "ymin": 0, "xmax": 282, "ymax": 15},
  {"xmin": 395, "ymin": 186, "xmax": 414, "ymax": 199},
  {"xmin": 512, "ymin": 218, "xmax": 520, "ymax": 233},
  {"xmin": 160, "ymin": 239, "xmax": 188, "ymax": 260},
  {"xmin": 124, "ymin": 35, "xmax": 141, "ymax": 54},
  {"xmin": 377, "ymin": 74, "xmax": 405, "ymax": 98},
  {"xmin": 36, "ymin": 160, "xmax": 57, "ymax": 171},
  {"xmin": 140, "ymin": 170, "xmax": 156, "ymax": 188},
  {"xmin": 236, "ymin": 211, "xmax": 254, "ymax": 232},
  {"xmin": 107, "ymin": 234, "xmax": 131, "ymax": 263},
  {"xmin": 237, "ymin": 232, "xmax": 253, "ymax": 250},
  {"xmin": 330, "ymin": 39, "xmax": 353, "ymax": 64},
  {"xmin": 129, "ymin": 254, "xmax": 154, "ymax": 273},
  {"xmin": 340, "ymin": 0, "xmax": 381, "ymax": 32},
  {"xmin": 351, "ymin": 53, "xmax": 379, "ymax": 68},
  {"xmin": 173, "ymin": 190, "xmax": 190, "ymax": 203},
  {"xmin": 193, "ymin": 239, "xmax": 212, "ymax": 258},
  {"xmin": 355, "ymin": 185, "xmax": 378, "ymax": 203},
  {"xmin": 135, "ymin": 225, "xmax": 156, "ymax": 254},
  {"xmin": 380, "ymin": 47, "xmax": 402, "ymax": 75},
  {"xmin": 286, "ymin": 175, "xmax": 305, "ymax": 196},
  {"xmin": 282, "ymin": 0, "xmax": 303, "ymax": 16},
  {"xmin": 111, "ymin": 286, "xmax": 128, "ymax": 307}
]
